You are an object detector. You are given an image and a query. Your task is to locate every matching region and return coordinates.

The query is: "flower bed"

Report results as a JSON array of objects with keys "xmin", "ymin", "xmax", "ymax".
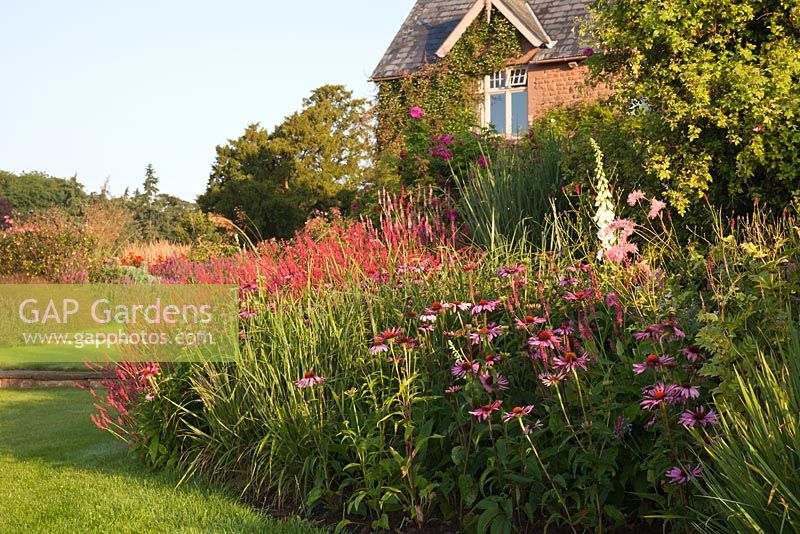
[{"xmin": 86, "ymin": 149, "xmax": 800, "ymax": 531}]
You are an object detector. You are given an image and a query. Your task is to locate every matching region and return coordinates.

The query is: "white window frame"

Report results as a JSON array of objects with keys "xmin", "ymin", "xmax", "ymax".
[{"xmin": 479, "ymin": 67, "xmax": 529, "ymax": 137}]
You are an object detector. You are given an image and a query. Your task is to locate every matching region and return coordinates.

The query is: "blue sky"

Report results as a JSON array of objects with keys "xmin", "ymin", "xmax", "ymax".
[{"xmin": 0, "ymin": 0, "xmax": 416, "ymax": 201}]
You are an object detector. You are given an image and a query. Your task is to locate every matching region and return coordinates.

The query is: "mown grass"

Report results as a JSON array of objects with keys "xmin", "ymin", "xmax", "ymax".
[{"xmin": 0, "ymin": 388, "xmax": 324, "ymax": 534}]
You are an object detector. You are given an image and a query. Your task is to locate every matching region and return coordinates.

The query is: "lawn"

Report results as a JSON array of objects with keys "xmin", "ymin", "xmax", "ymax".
[{"xmin": 0, "ymin": 388, "xmax": 323, "ymax": 534}]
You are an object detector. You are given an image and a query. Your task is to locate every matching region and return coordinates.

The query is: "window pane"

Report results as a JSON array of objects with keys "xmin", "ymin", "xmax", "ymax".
[
  {"xmin": 489, "ymin": 71, "xmax": 506, "ymax": 89},
  {"xmin": 511, "ymin": 91, "xmax": 528, "ymax": 135},
  {"xmin": 509, "ymin": 68, "xmax": 527, "ymax": 87},
  {"xmin": 490, "ymin": 93, "xmax": 506, "ymax": 134}
]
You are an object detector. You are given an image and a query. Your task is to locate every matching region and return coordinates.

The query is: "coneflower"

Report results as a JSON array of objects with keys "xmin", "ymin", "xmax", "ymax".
[
  {"xmin": 553, "ymin": 351, "xmax": 589, "ymax": 372},
  {"xmin": 295, "ymin": 371, "xmax": 325, "ymax": 389},
  {"xmin": 632, "ymin": 354, "xmax": 676, "ymax": 374},
  {"xmin": 468, "ymin": 400, "xmax": 503, "ymax": 421},
  {"xmin": 471, "ymin": 299, "xmax": 502, "ymax": 315},
  {"xmin": 515, "ymin": 315, "xmax": 546, "ymax": 329},
  {"xmin": 666, "ymin": 464, "xmax": 702, "ymax": 484},
  {"xmin": 469, "ymin": 323, "xmax": 503, "ymax": 345},
  {"xmin": 452, "ymin": 359, "xmax": 480, "ymax": 378},
  {"xmin": 502, "ymin": 405, "xmax": 534, "ymax": 422},
  {"xmin": 640, "ymin": 383, "xmax": 677, "ymax": 410},
  {"xmin": 479, "ymin": 372, "xmax": 509, "ymax": 394},
  {"xmin": 528, "ymin": 329, "xmax": 561, "ymax": 350},
  {"xmin": 678, "ymin": 406, "xmax": 719, "ymax": 427}
]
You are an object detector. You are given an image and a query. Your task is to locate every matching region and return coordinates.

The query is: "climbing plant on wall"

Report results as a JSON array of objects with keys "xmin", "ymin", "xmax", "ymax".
[{"xmin": 375, "ymin": 8, "xmax": 524, "ymax": 184}]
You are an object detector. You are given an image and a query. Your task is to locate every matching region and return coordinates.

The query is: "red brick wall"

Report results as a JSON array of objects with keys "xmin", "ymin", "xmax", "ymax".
[{"xmin": 526, "ymin": 61, "xmax": 609, "ymax": 119}]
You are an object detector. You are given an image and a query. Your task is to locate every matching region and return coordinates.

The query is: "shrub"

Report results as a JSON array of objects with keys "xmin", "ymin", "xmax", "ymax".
[
  {"xmin": 174, "ymin": 211, "xmax": 240, "ymax": 262},
  {"xmin": 83, "ymin": 198, "xmax": 137, "ymax": 257},
  {"xmin": 0, "ymin": 208, "xmax": 95, "ymax": 282},
  {"xmin": 390, "ymin": 108, "xmax": 500, "ymax": 189},
  {"xmin": 534, "ymin": 102, "xmax": 648, "ymax": 196},
  {"xmin": 88, "ymin": 259, "xmax": 159, "ymax": 284},
  {"xmin": 0, "ymin": 196, "xmax": 12, "ymax": 230},
  {"xmin": 586, "ymin": 0, "xmax": 800, "ymax": 213}
]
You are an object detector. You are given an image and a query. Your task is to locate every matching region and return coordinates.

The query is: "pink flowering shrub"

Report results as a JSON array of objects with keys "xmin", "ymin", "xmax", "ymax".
[
  {"xmin": 395, "ymin": 105, "xmax": 502, "ymax": 187},
  {"xmin": 0, "ymin": 208, "xmax": 95, "ymax": 282}
]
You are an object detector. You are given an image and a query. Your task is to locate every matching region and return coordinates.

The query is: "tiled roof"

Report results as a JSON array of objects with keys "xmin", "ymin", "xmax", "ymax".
[
  {"xmin": 371, "ymin": 0, "xmax": 589, "ymax": 80},
  {"xmin": 528, "ymin": 0, "xmax": 589, "ymax": 61}
]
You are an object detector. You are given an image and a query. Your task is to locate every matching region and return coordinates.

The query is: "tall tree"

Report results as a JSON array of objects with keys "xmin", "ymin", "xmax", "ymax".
[
  {"xmin": 198, "ymin": 85, "xmax": 371, "ymax": 239},
  {"xmin": 132, "ymin": 164, "xmax": 195, "ymax": 241},
  {"xmin": 135, "ymin": 164, "xmax": 161, "ymax": 240}
]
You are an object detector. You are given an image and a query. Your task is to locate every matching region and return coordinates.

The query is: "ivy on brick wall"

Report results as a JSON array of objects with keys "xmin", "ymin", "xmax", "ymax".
[{"xmin": 375, "ymin": 9, "xmax": 523, "ymax": 156}]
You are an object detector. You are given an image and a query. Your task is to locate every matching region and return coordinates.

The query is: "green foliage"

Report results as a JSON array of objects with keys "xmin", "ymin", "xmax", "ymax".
[
  {"xmin": 587, "ymin": 0, "xmax": 800, "ymax": 213},
  {"xmin": 534, "ymin": 102, "xmax": 648, "ymax": 194},
  {"xmin": 0, "ymin": 170, "xmax": 86, "ymax": 213},
  {"xmin": 682, "ymin": 211, "xmax": 800, "ymax": 394},
  {"xmin": 199, "ymin": 85, "xmax": 372, "ymax": 239},
  {"xmin": 128, "ymin": 165, "xmax": 195, "ymax": 242},
  {"xmin": 175, "ymin": 211, "xmax": 239, "ymax": 262},
  {"xmin": 88, "ymin": 260, "xmax": 159, "ymax": 284},
  {"xmin": 0, "ymin": 196, "xmax": 12, "ymax": 229},
  {"xmin": 456, "ymin": 132, "xmax": 565, "ymax": 248},
  {"xmin": 696, "ymin": 324, "xmax": 800, "ymax": 533},
  {"xmin": 376, "ymin": 8, "xmax": 523, "ymax": 180}
]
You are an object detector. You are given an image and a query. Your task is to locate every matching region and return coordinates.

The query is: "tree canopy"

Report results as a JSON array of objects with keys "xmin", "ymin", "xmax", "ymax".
[
  {"xmin": 198, "ymin": 85, "xmax": 371, "ymax": 239},
  {"xmin": 0, "ymin": 170, "xmax": 87, "ymax": 213},
  {"xmin": 587, "ymin": 0, "xmax": 800, "ymax": 212}
]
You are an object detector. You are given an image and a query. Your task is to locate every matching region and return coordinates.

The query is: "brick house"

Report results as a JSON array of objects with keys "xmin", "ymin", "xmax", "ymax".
[{"xmin": 371, "ymin": 0, "xmax": 606, "ymax": 136}]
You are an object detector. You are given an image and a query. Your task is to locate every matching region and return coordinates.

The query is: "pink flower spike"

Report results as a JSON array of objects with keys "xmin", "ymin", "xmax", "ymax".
[
  {"xmin": 502, "ymin": 405, "xmax": 534, "ymax": 422},
  {"xmin": 648, "ymin": 198, "xmax": 667, "ymax": 219},
  {"xmin": 627, "ymin": 190, "xmax": 645, "ymax": 206},
  {"xmin": 468, "ymin": 400, "xmax": 503, "ymax": 421}
]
